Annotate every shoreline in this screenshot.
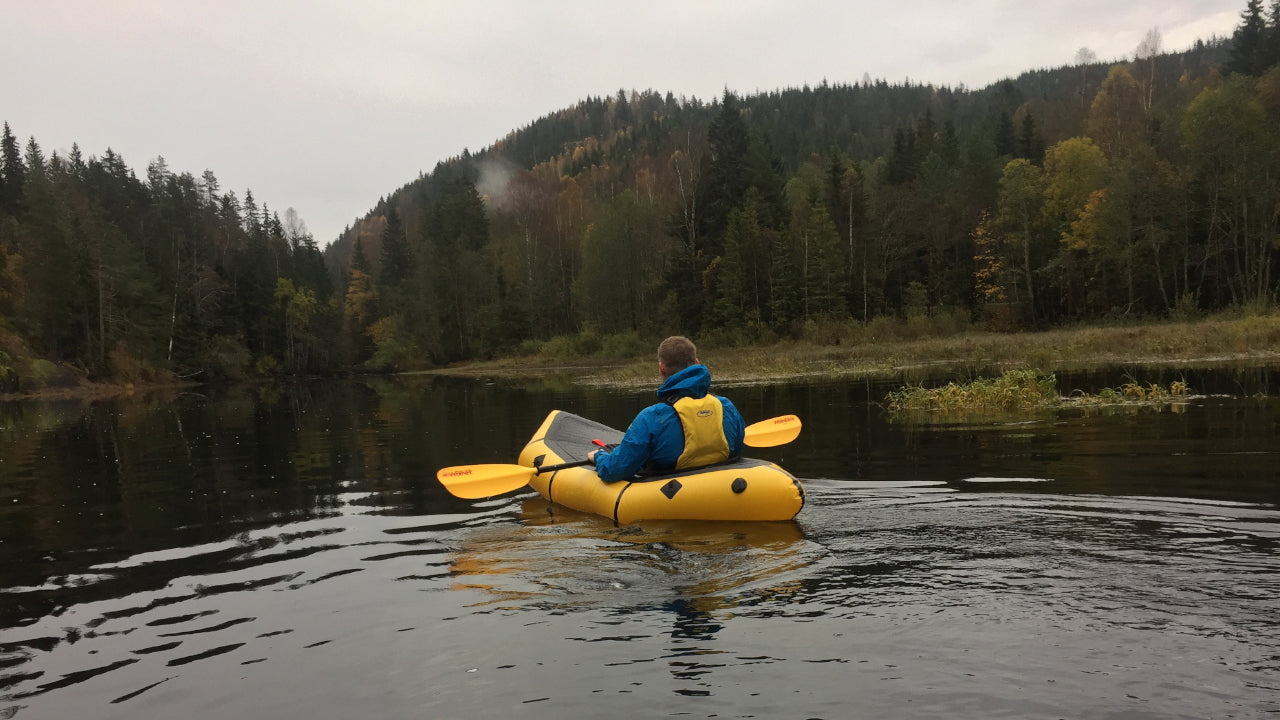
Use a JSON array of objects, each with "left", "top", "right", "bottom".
[
  {"left": 430, "top": 350, "right": 1280, "bottom": 391},
  {"left": 426, "top": 314, "right": 1280, "bottom": 389},
  {"left": 4, "top": 314, "right": 1280, "bottom": 401}
]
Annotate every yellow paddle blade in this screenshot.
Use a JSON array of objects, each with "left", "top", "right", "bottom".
[
  {"left": 743, "top": 414, "right": 802, "bottom": 447},
  {"left": 436, "top": 464, "right": 535, "bottom": 499}
]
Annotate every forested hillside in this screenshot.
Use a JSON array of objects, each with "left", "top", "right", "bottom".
[
  {"left": 2, "top": 1, "right": 1278, "bottom": 389},
  {"left": 321, "top": 21, "right": 1262, "bottom": 371}
]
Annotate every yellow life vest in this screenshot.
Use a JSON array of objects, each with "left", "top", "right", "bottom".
[{"left": 671, "top": 395, "right": 731, "bottom": 470}]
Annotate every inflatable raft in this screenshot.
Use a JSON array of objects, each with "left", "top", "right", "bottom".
[{"left": 516, "top": 410, "right": 804, "bottom": 524}]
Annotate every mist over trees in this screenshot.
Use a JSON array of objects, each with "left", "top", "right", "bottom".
[{"left": 2, "top": 1, "right": 1278, "bottom": 385}]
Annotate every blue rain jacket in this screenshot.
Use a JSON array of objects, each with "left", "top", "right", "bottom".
[{"left": 593, "top": 364, "right": 746, "bottom": 482}]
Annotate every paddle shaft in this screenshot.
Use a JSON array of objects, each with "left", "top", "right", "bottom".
[{"left": 533, "top": 458, "right": 594, "bottom": 474}]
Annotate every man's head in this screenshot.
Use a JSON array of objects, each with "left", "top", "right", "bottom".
[{"left": 657, "top": 336, "right": 698, "bottom": 378}]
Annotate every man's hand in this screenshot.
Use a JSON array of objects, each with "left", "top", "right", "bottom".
[{"left": 588, "top": 443, "right": 618, "bottom": 463}]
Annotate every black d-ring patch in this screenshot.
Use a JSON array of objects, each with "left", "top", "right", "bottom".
[
  {"left": 660, "top": 479, "right": 682, "bottom": 499},
  {"left": 731, "top": 477, "right": 747, "bottom": 494}
]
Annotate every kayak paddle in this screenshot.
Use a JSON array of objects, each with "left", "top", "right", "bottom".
[
  {"left": 743, "top": 413, "right": 801, "bottom": 447},
  {"left": 436, "top": 458, "right": 593, "bottom": 499},
  {"left": 436, "top": 413, "right": 802, "bottom": 499}
]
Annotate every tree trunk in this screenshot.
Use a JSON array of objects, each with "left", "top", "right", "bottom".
[
  {"left": 98, "top": 263, "right": 107, "bottom": 368},
  {"left": 168, "top": 254, "right": 179, "bottom": 363},
  {"left": 1021, "top": 212, "right": 1037, "bottom": 326}
]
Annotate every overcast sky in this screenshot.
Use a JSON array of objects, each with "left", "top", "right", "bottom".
[{"left": 3, "top": 1, "right": 1240, "bottom": 246}]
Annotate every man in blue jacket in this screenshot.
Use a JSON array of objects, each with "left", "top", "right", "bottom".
[{"left": 588, "top": 336, "right": 746, "bottom": 482}]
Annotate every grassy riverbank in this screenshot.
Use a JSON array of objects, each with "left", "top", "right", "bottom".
[
  {"left": 446, "top": 310, "right": 1280, "bottom": 388},
  {"left": 4, "top": 311, "right": 1279, "bottom": 400}
]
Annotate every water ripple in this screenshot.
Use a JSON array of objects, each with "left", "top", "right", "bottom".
[{"left": 4, "top": 474, "right": 1280, "bottom": 718}]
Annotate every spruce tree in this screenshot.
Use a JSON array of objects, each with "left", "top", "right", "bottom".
[
  {"left": 768, "top": 225, "right": 803, "bottom": 329},
  {"left": 710, "top": 206, "right": 751, "bottom": 328},
  {"left": 1018, "top": 112, "right": 1044, "bottom": 162},
  {"left": 697, "top": 90, "right": 751, "bottom": 251},
  {"left": 801, "top": 201, "right": 843, "bottom": 317},
  {"left": 1226, "top": 0, "right": 1269, "bottom": 75},
  {"left": 744, "top": 129, "right": 788, "bottom": 229},
  {"left": 915, "top": 110, "right": 936, "bottom": 159},
  {"left": 0, "top": 122, "right": 24, "bottom": 213},
  {"left": 242, "top": 189, "right": 261, "bottom": 239},
  {"left": 886, "top": 127, "right": 916, "bottom": 184},
  {"left": 351, "top": 236, "right": 370, "bottom": 273},
  {"left": 379, "top": 204, "right": 411, "bottom": 288},
  {"left": 994, "top": 111, "right": 1017, "bottom": 156},
  {"left": 1267, "top": 0, "right": 1280, "bottom": 69},
  {"left": 23, "top": 137, "right": 45, "bottom": 179}
]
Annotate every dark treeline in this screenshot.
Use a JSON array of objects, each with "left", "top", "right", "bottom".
[
  {"left": 0, "top": 136, "right": 333, "bottom": 388},
  {"left": 3, "top": 2, "right": 1279, "bottom": 387}
]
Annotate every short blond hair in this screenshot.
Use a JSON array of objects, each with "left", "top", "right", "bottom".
[{"left": 657, "top": 336, "right": 697, "bottom": 371}]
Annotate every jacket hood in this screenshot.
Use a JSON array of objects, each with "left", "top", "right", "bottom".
[{"left": 657, "top": 363, "right": 712, "bottom": 400}]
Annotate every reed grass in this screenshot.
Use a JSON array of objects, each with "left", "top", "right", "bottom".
[
  {"left": 886, "top": 369, "right": 1061, "bottom": 412},
  {"left": 885, "top": 368, "right": 1191, "bottom": 415}
]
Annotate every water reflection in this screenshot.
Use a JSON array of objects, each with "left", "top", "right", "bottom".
[
  {"left": 445, "top": 499, "right": 816, "bottom": 695},
  {"left": 448, "top": 498, "right": 809, "bottom": 608}
]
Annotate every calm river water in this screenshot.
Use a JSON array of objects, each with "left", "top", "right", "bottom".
[{"left": 2, "top": 367, "right": 1279, "bottom": 719}]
